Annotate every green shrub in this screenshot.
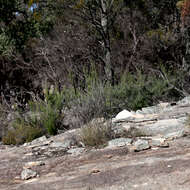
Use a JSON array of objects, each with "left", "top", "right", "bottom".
[
  {"left": 42, "top": 107, "right": 58, "bottom": 135},
  {"left": 105, "top": 72, "right": 158, "bottom": 112},
  {"left": 80, "top": 121, "right": 113, "bottom": 147},
  {"left": 0, "top": 32, "right": 15, "bottom": 57},
  {"left": 103, "top": 70, "right": 179, "bottom": 116},
  {"left": 2, "top": 130, "right": 16, "bottom": 145},
  {"left": 2, "top": 117, "right": 44, "bottom": 145},
  {"left": 69, "top": 70, "right": 180, "bottom": 125},
  {"left": 2, "top": 69, "right": 179, "bottom": 145},
  {"left": 29, "top": 86, "right": 64, "bottom": 135},
  {"left": 2, "top": 86, "right": 65, "bottom": 145}
]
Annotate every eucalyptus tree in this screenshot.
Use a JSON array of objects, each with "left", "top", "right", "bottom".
[
  {"left": 178, "top": 0, "right": 190, "bottom": 71},
  {"left": 72, "top": 0, "right": 125, "bottom": 84},
  {"left": 0, "top": 0, "right": 55, "bottom": 106},
  {"left": 0, "top": 0, "right": 56, "bottom": 54}
]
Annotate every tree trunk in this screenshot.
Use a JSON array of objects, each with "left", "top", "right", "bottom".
[
  {"left": 100, "top": 0, "right": 113, "bottom": 84},
  {"left": 182, "top": 27, "right": 190, "bottom": 73}
]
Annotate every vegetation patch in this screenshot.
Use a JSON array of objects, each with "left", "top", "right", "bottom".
[
  {"left": 2, "top": 86, "right": 65, "bottom": 145},
  {"left": 2, "top": 118, "right": 44, "bottom": 145},
  {"left": 80, "top": 121, "right": 113, "bottom": 147},
  {"left": 28, "top": 86, "right": 65, "bottom": 135}
]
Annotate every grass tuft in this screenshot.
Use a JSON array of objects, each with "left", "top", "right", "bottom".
[{"left": 80, "top": 120, "right": 113, "bottom": 147}]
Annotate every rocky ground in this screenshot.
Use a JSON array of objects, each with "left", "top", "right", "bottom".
[{"left": 2, "top": 97, "right": 190, "bottom": 190}]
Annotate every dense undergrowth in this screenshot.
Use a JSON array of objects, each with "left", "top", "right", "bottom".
[
  {"left": 0, "top": 0, "right": 190, "bottom": 146},
  {"left": 1, "top": 69, "right": 181, "bottom": 145}
]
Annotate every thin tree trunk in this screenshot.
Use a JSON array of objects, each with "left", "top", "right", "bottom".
[
  {"left": 100, "top": 0, "right": 113, "bottom": 84},
  {"left": 182, "top": 27, "right": 190, "bottom": 73}
]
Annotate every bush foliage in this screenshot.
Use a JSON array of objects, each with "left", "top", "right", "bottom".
[
  {"left": 2, "top": 67, "right": 181, "bottom": 145},
  {"left": 2, "top": 86, "right": 65, "bottom": 144},
  {"left": 2, "top": 117, "right": 44, "bottom": 145},
  {"left": 29, "top": 86, "right": 65, "bottom": 135},
  {"left": 80, "top": 120, "right": 113, "bottom": 147},
  {"left": 70, "top": 69, "right": 180, "bottom": 125}
]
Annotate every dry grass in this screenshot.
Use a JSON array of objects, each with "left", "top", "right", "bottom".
[
  {"left": 80, "top": 120, "right": 113, "bottom": 147},
  {"left": 2, "top": 119, "right": 44, "bottom": 145}
]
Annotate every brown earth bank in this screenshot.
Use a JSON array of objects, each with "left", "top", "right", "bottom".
[{"left": 1, "top": 137, "right": 190, "bottom": 190}]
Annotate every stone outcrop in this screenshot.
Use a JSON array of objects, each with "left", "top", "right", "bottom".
[
  {"left": 112, "top": 97, "right": 190, "bottom": 139},
  {"left": 21, "top": 169, "right": 38, "bottom": 180},
  {"left": 1, "top": 97, "right": 190, "bottom": 189}
]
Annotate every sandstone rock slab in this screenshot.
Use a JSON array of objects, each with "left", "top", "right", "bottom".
[
  {"left": 133, "top": 139, "right": 150, "bottom": 151},
  {"left": 67, "top": 148, "right": 85, "bottom": 155},
  {"left": 24, "top": 161, "right": 45, "bottom": 169},
  {"left": 151, "top": 137, "right": 169, "bottom": 147},
  {"left": 21, "top": 169, "right": 37, "bottom": 180},
  {"left": 137, "top": 118, "right": 186, "bottom": 138},
  {"left": 108, "top": 138, "right": 132, "bottom": 147}
]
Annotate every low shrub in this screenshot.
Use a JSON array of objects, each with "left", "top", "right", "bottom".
[
  {"left": 0, "top": 103, "right": 16, "bottom": 141},
  {"left": 2, "top": 130, "right": 16, "bottom": 145},
  {"left": 70, "top": 70, "right": 180, "bottom": 125},
  {"left": 2, "top": 86, "right": 65, "bottom": 144},
  {"left": 71, "top": 83, "right": 106, "bottom": 125},
  {"left": 2, "top": 117, "right": 44, "bottom": 145},
  {"left": 80, "top": 120, "right": 113, "bottom": 147},
  {"left": 2, "top": 68, "right": 181, "bottom": 144},
  {"left": 29, "top": 86, "right": 65, "bottom": 135},
  {"left": 104, "top": 71, "right": 173, "bottom": 115}
]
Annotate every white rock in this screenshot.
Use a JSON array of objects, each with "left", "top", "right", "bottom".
[
  {"left": 116, "top": 110, "right": 133, "bottom": 119},
  {"left": 49, "top": 142, "right": 69, "bottom": 149},
  {"left": 67, "top": 148, "right": 85, "bottom": 155},
  {"left": 21, "top": 169, "right": 37, "bottom": 180},
  {"left": 108, "top": 138, "right": 132, "bottom": 147},
  {"left": 151, "top": 137, "right": 169, "bottom": 147},
  {"left": 49, "top": 139, "right": 75, "bottom": 149},
  {"left": 133, "top": 139, "right": 150, "bottom": 151},
  {"left": 177, "top": 96, "right": 190, "bottom": 105},
  {"left": 112, "top": 110, "right": 133, "bottom": 123},
  {"left": 24, "top": 161, "right": 45, "bottom": 168}
]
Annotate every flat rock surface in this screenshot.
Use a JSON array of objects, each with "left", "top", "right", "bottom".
[
  {"left": 1, "top": 137, "right": 190, "bottom": 190},
  {"left": 114, "top": 104, "right": 190, "bottom": 139},
  {"left": 2, "top": 99, "right": 190, "bottom": 190}
]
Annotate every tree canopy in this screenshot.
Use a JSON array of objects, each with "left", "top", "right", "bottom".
[{"left": 1, "top": 0, "right": 190, "bottom": 106}]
